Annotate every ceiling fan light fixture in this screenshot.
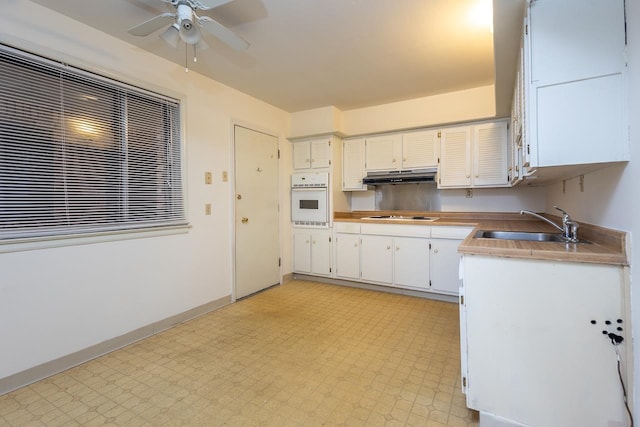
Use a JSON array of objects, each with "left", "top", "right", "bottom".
[{"left": 161, "top": 23, "right": 181, "bottom": 48}]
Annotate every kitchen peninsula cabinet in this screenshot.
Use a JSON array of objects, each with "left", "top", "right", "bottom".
[
  {"left": 293, "top": 229, "right": 332, "bottom": 276},
  {"left": 460, "top": 254, "right": 630, "bottom": 426}
]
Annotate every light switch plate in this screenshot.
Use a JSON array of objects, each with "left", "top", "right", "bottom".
[
  {"left": 205, "top": 172, "right": 212, "bottom": 184},
  {"left": 205, "top": 204, "right": 211, "bottom": 215},
  {"left": 222, "top": 171, "right": 228, "bottom": 182}
]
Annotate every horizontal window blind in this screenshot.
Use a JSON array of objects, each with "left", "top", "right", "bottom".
[{"left": 0, "top": 46, "right": 186, "bottom": 241}]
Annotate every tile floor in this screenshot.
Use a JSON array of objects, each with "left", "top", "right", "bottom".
[{"left": 0, "top": 280, "right": 478, "bottom": 426}]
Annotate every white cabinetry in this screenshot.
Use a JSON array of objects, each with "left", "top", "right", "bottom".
[
  {"left": 525, "top": 0, "right": 628, "bottom": 169},
  {"left": 334, "top": 222, "right": 361, "bottom": 280},
  {"left": 360, "top": 234, "right": 394, "bottom": 284},
  {"left": 364, "top": 131, "right": 439, "bottom": 172},
  {"left": 460, "top": 255, "right": 629, "bottom": 426},
  {"left": 365, "top": 134, "right": 402, "bottom": 171},
  {"left": 439, "top": 122, "right": 508, "bottom": 188},
  {"left": 293, "top": 138, "right": 331, "bottom": 170},
  {"left": 393, "top": 237, "right": 430, "bottom": 290},
  {"left": 293, "top": 229, "right": 332, "bottom": 276},
  {"left": 342, "top": 138, "right": 366, "bottom": 191},
  {"left": 332, "top": 223, "right": 470, "bottom": 295}
]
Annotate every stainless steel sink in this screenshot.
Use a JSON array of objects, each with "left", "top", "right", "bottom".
[{"left": 474, "top": 230, "right": 589, "bottom": 243}]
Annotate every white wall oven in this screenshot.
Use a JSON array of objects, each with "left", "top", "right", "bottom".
[{"left": 291, "top": 172, "right": 329, "bottom": 228}]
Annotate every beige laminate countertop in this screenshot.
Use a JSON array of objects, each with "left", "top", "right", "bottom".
[{"left": 334, "top": 211, "right": 628, "bottom": 266}]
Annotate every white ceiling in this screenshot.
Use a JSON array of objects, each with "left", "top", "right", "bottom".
[{"left": 30, "top": 0, "right": 526, "bottom": 114}]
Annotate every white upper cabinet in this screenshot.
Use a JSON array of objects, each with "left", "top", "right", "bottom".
[
  {"left": 439, "top": 122, "right": 509, "bottom": 188},
  {"left": 365, "top": 134, "right": 402, "bottom": 171},
  {"left": 526, "top": 0, "right": 628, "bottom": 168},
  {"left": 402, "top": 129, "right": 439, "bottom": 169},
  {"left": 342, "top": 138, "right": 366, "bottom": 191},
  {"left": 473, "top": 122, "right": 509, "bottom": 187},
  {"left": 438, "top": 126, "right": 472, "bottom": 187},
  {"left": 292, "top": 138, "right": 331, "bottom": 170}
]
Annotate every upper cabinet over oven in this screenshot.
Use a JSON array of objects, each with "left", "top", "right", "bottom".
[{"left": 292, "top": 137, "right": 331, "bottom": 170}]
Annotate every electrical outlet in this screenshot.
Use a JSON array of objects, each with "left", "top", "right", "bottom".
[
  {"left": 205, "top": 203, "right": 211, "bottom": 215},
  {"left": 205, "top": 171, "right": 212, "bottom": 185},
  {"left": 465, "top": 189, "right": 473, "bottom": 198},
  {"left": 222, "top": 171, "right": 228, "bottom": 182}
]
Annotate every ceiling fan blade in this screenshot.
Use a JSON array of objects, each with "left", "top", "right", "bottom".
[
  {"left": 128, "top": 13, "right": 176, "bottom": 36},
  {"left": 198, "top": 16, "right": 250, "bottom": 50},
  {"left": 193, "top": 0, "right": 235, "bottom": 10}
]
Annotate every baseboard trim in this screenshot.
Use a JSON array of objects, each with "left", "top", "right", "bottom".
[
  {"left": 0, "top": 295, "right": 231, "bottom": 396},
  {"left": 282, "top": 272, "right": 295, "bottom": 283},
  {"left": 292, "top": 274, "right": 457, "bottom": 303}
]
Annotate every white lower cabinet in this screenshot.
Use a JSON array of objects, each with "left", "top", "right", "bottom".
[
  {"left": 293, "top": 229, "right": 332, "bottom": 276},
  {"left": 429, "top": 238, "right": 463, "bottom": 294},
  {"left": 393, "top": 237, "right": 430, "bottom": 290},
  {"left": 331, "top": 223, "right": 472, "bottom": 296},
  {"left": 360, "top": 235, "right": 394, "bottom": 284},
  {"left": 335, "top": 233, "right": 360, "bottom": 280},
  {"left": 460, "top": 255, "right": 630, "bottom": 426}
]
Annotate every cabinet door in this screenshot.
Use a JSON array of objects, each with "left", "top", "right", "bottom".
[
  {"left": 393, "top": 237, "right": 429, "bottom": 290},
  {"left": 335, "top": 233, "right": 360, "bottom": 280},
  {"left": 473, "top": 122, "right": 508, "bottom": 187},
  {"left": 342, "top": 139, "right": 366, "bottom": 191},
  {"left": 360, "top": 235, "right": 393, "bottom": 284},
  {"left": 402, "top": 130, "right": 438, "bottom": 169},
  {"left": 310, "top": 230, "right": 331, "bottom": 276},
  {"left": 293, "top": 231, "right": 311, "bottom": 273},
  {"left": 529, "top": 0, "right": 625, "bottom": 86},
  {"left": 310, "top": 139, "right": 331, "bottom": 169},
  {"left": 438, "top": 126, "right": 471, "bottom": 188},
  {"left": 365, "top": 134, "right": 402, "bottom": 171},
  {"left": 430, "top": 239, "right": 463, "bottom": 295},
  {"left": 292, "top": 141, "right": 311, "bottom": 170}
]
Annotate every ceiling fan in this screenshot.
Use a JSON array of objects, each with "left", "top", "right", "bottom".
[{"left": 128, "top": 0, "right": 250, "bottom": 56}]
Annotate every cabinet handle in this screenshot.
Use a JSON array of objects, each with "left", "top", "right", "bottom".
[
  {"left": 354, "top": 243, "right": 358, "bottom": 247},
  {"left": 396, "top": 246, "right": 400, "bottom": 251},
  {"left": 434, "top": 249, "right": 439, "bottom": 254},
  {"left": 312, "top": 240, "right": 316, "bottom": 244},
  {"left": 466, "top": 174, "right": 470, "bottom": 178},
  {"left": 392, "top": 158, "right": 396, "bottom": 163},
  {"left": 403, "top": 158, "right": 407, "bottom": 162},
  {"left": 387, "top": 245, "right": 391, "bottom": 250}
]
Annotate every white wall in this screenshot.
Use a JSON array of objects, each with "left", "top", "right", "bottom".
[
  {"left": 0, "top": 1, "right": 290, "bottom": 379},
  {"left": 544, "top": 1, "right": 639, "bottom": 417}
]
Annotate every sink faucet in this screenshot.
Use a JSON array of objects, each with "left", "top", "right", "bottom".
[{"left": 519, "top": 206, "right": 580, "bottom": 243}]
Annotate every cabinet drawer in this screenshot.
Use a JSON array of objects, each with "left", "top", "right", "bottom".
[
  {"left": 431, "top": 226, "right": 474, "bottom": 240},
  {"left": 334, "top": 222, "right": 361, "bottom": 234},
  {"left": 360, "top": 223, "right": 430, "bottom": 238}
]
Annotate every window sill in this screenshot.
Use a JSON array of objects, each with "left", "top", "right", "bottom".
[{"left": 0, "top": 224, "right": 192, "bottom": 254}]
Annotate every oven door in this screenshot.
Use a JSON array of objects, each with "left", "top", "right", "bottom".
[{"left": 291, "top": 187, "right": 328, "bottom": 226}]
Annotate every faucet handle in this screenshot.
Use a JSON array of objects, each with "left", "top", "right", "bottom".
[{"left": 554, "top": 206, "right": 571, "bottom": 222}]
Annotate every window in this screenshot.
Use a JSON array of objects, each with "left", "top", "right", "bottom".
[{"left": 0, "top": 46, "right": 186, "bottom": 242}]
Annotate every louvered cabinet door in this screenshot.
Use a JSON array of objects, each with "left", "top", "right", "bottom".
[
  {"left": 439, "top": 126, "right": 472, "bottom": 188},
  {"left": 473, "top": 122, "right": 509, "bottom": 187}
]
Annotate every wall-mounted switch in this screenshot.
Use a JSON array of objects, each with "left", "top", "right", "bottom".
[
  {"left": 222, "top": 171, "right": 228, "bottom": 182},
  {"left": 205, "top": 172, "right": 212, "bottom": 184},
  {"left": 205, "top": 203, "right": 211, "bottom": 215}
]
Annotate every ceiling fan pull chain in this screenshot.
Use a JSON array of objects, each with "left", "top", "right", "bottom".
[{"left": 185, "top": 44, "right": 189, "bottom": 72}]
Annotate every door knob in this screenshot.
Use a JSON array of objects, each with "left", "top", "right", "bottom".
[{"left": 241, "top": 217, "right": 249, "bottom": 223}]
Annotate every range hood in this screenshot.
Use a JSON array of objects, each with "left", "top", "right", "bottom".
[{"left": 362, "top": 168, "right": 437, "bottom": 185}]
